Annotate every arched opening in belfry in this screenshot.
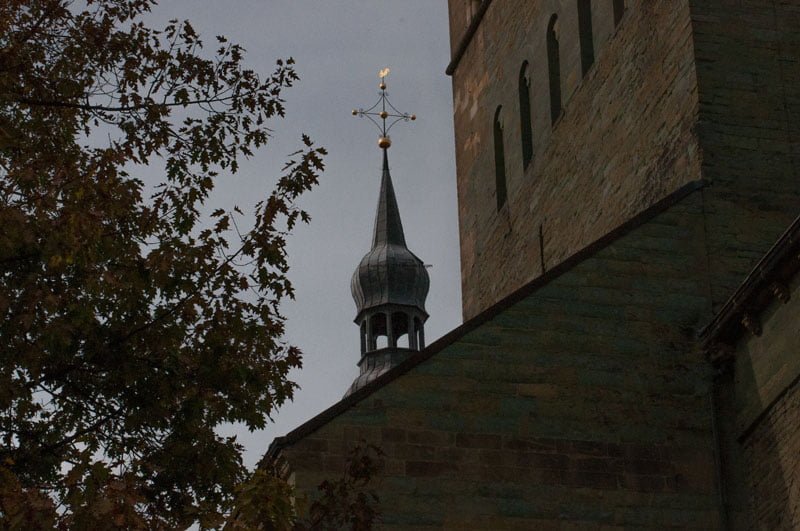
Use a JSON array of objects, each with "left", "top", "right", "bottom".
[
  {"left": 360, "top": 321, "right": 367, "bottom": 354},
  {"left": 493, "top": 105, "right": 507, "bottom": 210},
  {"left": 613, "top": 0, "right": 626, "bottom": 26},
  {"left": 577, "top": 0, "right": 594, "bottom": 76},
  {"left": 392, "top": 311, "right": 410, "bottom": 349},
  {"left": 370, "top": 312, "right": 388, "bottom": 350},
  {"left": 518, "top": 61, "right": 534, "bottom": 170},
  {"left": 547, "top": 14, "right": 562, "bottom": 125}
]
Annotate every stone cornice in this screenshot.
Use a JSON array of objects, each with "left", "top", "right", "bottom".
[{"left": 701, "top": 214, "right": 800, "bottom": 358}]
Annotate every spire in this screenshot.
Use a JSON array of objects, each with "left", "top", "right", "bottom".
[
  {"left": 372, "top": 150, "right": 406, "bottom": 248},
  {"left": 346, "top": 69, "right": 430, "bottom": 397},
  {"left": 350, "top": 151, "right": 429, "bottom": 318}
]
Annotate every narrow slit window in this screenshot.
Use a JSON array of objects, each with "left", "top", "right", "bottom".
[
  {"left": 547, "top": 15, "right": 562, "bottom": 125},
  {"left": 577, "top": 0, "right": 595, "bottom": 76},
  {"left": 613, "top": 0, "right": 626, "bottom": 26},
  {"left": 518, "top": 62, "right": 534, "bottom": 170},
  {"left": 493, "top": 106, "right": 507, "bottom": 210}
]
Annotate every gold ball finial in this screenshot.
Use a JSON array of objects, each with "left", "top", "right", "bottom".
[
  {"left": 410, "top": 114, "right": 416, "bottom": 121},
  {"left": 378, "top": 136, "right": 392, "bottom": 149},
  {"left": 379, "top": 82, "right": 386, "bottom": 90},
  {"left": 379, "top": 111, "right": 388, "bottom": 119},
  {"left": 351, "top": 109, "right": 358, "bottom": 116}
]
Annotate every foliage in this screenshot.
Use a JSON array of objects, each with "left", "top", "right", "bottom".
[
  {"left": 302, "top": 443, "right": 383, "bottom": 531},
  {"left": 0, "top": 0, "right": 336, "bottom": 527},
  {"left": 228, "top": 443, "right": 383, "bottom": 531}
]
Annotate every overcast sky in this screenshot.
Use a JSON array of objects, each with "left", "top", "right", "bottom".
[{"left": 143, "top": 1, "right": 460, "bottom": 468}]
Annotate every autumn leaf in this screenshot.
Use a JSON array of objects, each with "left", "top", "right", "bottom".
[{"left": 0, "top": 0, "right": 329, "bottom": 527}]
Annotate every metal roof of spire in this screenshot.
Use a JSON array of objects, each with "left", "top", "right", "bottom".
[
  {"left": 351, "top": 149, "right": 429, "bottom": 317},
  {"left": 350, "top": 69, "right": 429, "bottom": 319},
  {"left": 372, "top": 149, "right": 406, "bottom": 248}
]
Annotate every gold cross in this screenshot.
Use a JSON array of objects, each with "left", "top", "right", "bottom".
[{"left": 352, "top": 68, "right": 416, "bottom": 150}]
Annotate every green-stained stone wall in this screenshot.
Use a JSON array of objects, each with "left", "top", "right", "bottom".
[{"left": 281, "top": 193, "right": 723, "bottom": 529}]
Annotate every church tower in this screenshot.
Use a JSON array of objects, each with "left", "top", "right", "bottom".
[
  {"left": 447, "top": 0, "right": 800, "bottom": 320},
  {"left": 347, "top": 73, "right": 429, "bottom": 396}
]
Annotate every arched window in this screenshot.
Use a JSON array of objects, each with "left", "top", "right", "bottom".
[
  {"left": 577, "top": 0, "right": 594, "bottom": 76},
  {"left": 547, "top": 15, "right": 562, "bottom": 125},
  {"left": 370, "top": 312, "right": 387, "bottom": 350},
  {"left": 493, "top": 106, "right": 507, "bottom": 210},
  {"left": 518, "top": 62, "right": 534, "bottom": 170},
  {"left": 391, "top": 311, "right": 409, "bottom": 349},
  {"left": 613, "top": 0, "right": 626, "bottom": 26}
]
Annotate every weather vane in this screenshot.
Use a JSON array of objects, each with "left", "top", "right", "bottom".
[{"left": 352, "top": 68, "right": 416, "bottom": 150}]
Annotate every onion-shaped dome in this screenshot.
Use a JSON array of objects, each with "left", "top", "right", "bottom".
[
  {"left": 351, "top": 151, "right": 429, "bottom": 319},
  {"left": 351, "top": 244, "right": 429, "bottom": 317}
]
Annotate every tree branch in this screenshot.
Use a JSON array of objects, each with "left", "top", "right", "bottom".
[{"left": 14, "top": 94, "right": 238, "bottom": 113}]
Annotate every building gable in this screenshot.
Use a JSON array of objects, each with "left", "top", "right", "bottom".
[{"left": 270, "top": 185, "right": 723, "bottom": 528}]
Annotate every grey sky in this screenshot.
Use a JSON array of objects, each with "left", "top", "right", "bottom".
[{"left": 144, "top": 1, "right": 461, "bottom": 468}]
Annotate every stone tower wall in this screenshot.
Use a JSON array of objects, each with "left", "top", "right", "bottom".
[
  {"left": 449, "top": 0, "right": 800, "bottom": 320},
  {"left": 448, "top": 1, "right": 703, "bottom": 319},
  {"left": 689, "top": 0, "right": 800, "bottom": 312}
]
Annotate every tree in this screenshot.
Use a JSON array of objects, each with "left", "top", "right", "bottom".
[
  {"left": 0, "top": 0, "right": 350, "bottom": 527},
  {"left": 228, "top": 443, "right": 383, "bottom": 531}
]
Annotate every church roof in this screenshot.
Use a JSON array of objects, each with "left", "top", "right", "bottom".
[{"left": 264, "top": 180, "right": 707, "bottom": 465}]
